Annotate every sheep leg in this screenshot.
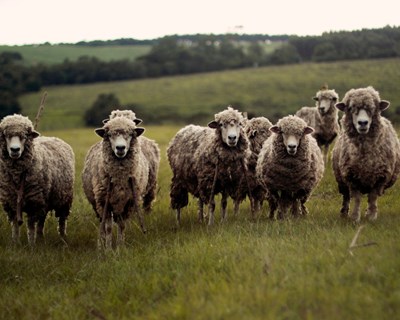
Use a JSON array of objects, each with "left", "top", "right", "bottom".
[
  {"left": 366, "top": 191, "right": 379, "bottom": 221},
  {"left": 208, "top": 197, "right": 216, "bottom": 226},
  {"left": 350, "top": 189, "right": 362, "bottom": 223},
  {"left": 58, "top": 216, "right": 67, "bottom": 239},
  {"left": 99, "top": 179, "right": 112, "bottom": 249},
  {"left": 16, "top": 172, "right": 25, "bottom": 226},
  {"left": 36, "top": 214, "right": 46, "bottom": 241},
  {"left": 291, "top": 199, "right": 300, "bottom": 217},
  {"left": 278, "top": 191, "right": 290, "bottom": 219},
  {"left": 11, "top": 216, "right": 20, "bottom": 244},
  {"left": 197, "top": 199, "right": 204, "bottom": 223},
  {"left": 104, "top": 215, "right": 113, "bottom": 249},
  {"left": 268, "top": 191, "right": 278, "bottom": 220},
  {"left": 234, "top": 200, "right": 240, "bottom": 215},
  {"left": 176, "top": 208, "right": 181, "bottom": 226},
  {"left": 221, "top": 193, "right": 228, "bottom": 221},
  {"left": 339, "top": 184, "right": 350, "bottom": 218},
  {"left": 27, "top": 215, "right": 36, "bottom": 245}
]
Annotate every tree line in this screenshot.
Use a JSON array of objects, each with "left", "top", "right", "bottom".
[{"left": 1, "top": 26, "right": 399, "bottom": 119}]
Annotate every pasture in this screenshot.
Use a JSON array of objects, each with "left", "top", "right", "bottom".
[{"left": 0, "top": 125, "right": 399, "bottom": 319}]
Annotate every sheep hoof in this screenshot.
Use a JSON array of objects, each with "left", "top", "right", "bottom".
[{"left": 365, "top": 210, "right": 378, "bottom": 221}]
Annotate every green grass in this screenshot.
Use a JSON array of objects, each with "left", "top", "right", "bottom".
[
  {"left": 0, "top": 126, "right": 399, "bottom": 319},
  {"left": 19, "top": 58, "right": 400, "bottom": 130},
  {"left": 0, "top": 44, "right": 151, "bottom": 65}
]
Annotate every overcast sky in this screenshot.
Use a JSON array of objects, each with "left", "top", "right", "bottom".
[{"left": 0, "top": 0, "right": 398, "bottom": 45}]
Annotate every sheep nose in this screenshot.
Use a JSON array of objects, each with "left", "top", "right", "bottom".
[
  {"left": 10, "top": 146, "right": 20, "bottom": 153},
  {"left": 288, "top": 144, "right": 296, "bottom": 150},
  {"left": 358, "top": 120, "right": 368, "bottom": 127},
  {"left": 116, "top": 145, "right": 126, "bottom": 152},
  {"left": 228, "top": 135, "right": 237, "bottom": 141}
]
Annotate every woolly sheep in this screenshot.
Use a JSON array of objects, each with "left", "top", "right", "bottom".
[
  {"left": 332, "top": 86, "right": 400, "bottom": 222},
  {"left": 296, "top": 86, "right": 340, "bottom": 163},
  {"left": 0, "top": 114, "right": 75, "bottom": 244},
  {"left": 82, "top": 116, "right": 160, "bottom": 248},
  {"left": 102, "top": 109, "right": 143, "bottom": 125},
  {"left": 256, "top": 115, "right": 324, "bottom": 219},
  {"left": 234, "top": 116, "right": 273, "bottom": 213},
  {"left": 167, "top": 106, "right": 252, "bottom": 225}
]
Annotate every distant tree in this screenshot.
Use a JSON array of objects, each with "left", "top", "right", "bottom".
[
  {"left": 0, "top": 91, "right": 21, "bottom": 119},
  {"left": 268, "top": 44, "right": 301, "bottom": 65},
  {"left": 84, "top": 93, "right": 121, "bottom": 126}
]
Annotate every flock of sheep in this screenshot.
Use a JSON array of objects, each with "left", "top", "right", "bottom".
[{"left": 0, "top": 85, "right": 399, "bottom": 248}]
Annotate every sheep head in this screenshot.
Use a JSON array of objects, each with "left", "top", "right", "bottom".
[
  {"left": 313, "top": 89, "right": 339, "bottom": 115},
  {"left": 0, "top": 114, "right": 39, "bottom": 160},
  {"left": 270, "top": 115, "right": 313, "bottom": 156},
  {"left": 336, "top": 86, "right": 389, "bottom": 135},
  {"left": 95, "top": 117, "right": 144, "bottom": 159},
  {"left": 208, "top": 106, "right": 245, "bottom": 147}
]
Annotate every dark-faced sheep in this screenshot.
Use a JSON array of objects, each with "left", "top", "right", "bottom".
[
  {"left": 167, "top": 106, "right": 252, "bottom": 225},
  {"left": 296, "top": 86, "right": 340, "bottom": 164},
  {"left": 256, "top": 115, "right": 324, "bottom": 219},
  {"left": 332, "top": 86, "right": 400, "bottom": 222},
  {"left": 82, "top": 117, "right": 160, "bottom": 248},
  {"left": 0, "top": 114, "right": 75, "bottom": 244}
]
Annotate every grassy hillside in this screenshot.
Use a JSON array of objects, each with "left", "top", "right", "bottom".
[
  {"left": 19, "top": 58, "right": 400, "bottom": 130},
  {"left": 0, "top": 126, "right": 399, "bottom": 319},
  {"left": 0, "top": 44, "right": 151, "bottom": 65}
]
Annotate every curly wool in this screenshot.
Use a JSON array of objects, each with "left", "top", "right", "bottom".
[
  {"left": 82, "top": 117, "right": 160, "bottom": 220},
  {"left": 167, "top": 107, "right": 251, "bottom": 212},
  {"left": 332, "top": 87, "right": 400, "bottom": 196},
  {"left": 0, "top": 114, "right": 75, "bottom": 223}
]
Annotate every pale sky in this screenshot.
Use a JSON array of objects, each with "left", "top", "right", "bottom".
[{"left": 0, "top": 0, "right": 398, "bottom": 45}]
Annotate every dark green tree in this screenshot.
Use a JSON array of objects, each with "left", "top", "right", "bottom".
[{"left": 84, "top": 93, "right": 121, "bottom": 127}]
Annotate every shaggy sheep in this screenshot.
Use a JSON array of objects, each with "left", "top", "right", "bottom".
[
  {"left": 0, "top": 114, "right": 75, "bottom": 244},
  {"left": 296, "top": 86, "right": 340, "bottom": 163},
  {"left": 332, "top": 86, "right": 400, "bottom": 222},
  {"left": 234, "top": 116, "right": 273, "bottom": 213},
  {"left": 167, "top": 106, "right": 252, "bottom": 225},
  {"left": 82, "top": 116, "right": 160, "bottom": 248},
  {"left": 256, "top": 115, "right": 324, "bottom": 219}
]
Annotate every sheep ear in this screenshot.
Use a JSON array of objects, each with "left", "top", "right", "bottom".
[
  {"left": 30, "top": 130, "right": 40, "bottom": 139},
  {"left": 95, "top": 128, "right": 106, "bottom": 137},
  {"left": 102, "top": 119, "right": 110, "bottom": 124},
  {"left": 312, "top": 96, "right": 319, "bottom": 101},
  {"left": 379, "top": 100, "right": 390, "bottom": 111},
  {"left": 270, "top": 126, "right": 281, "bottom": 134},
  {"left": 208, "top": 121, "right": 219, "bottom": 129},
  {"left": 134, "top": 127, "right": 145, "bottom": 137},
  {"left": 134, "top": 118, "right": 143, "bottom": 125},
  {"left": 304, "top": 126, "right": 314, "bottom": 135},
  {"left": 335, "top": 102, "right": 346, "bottom": 112},
  {"left": 251, "top": 130, "right": 257, "bottom": 138}
]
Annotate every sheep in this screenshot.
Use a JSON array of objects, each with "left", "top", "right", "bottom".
[
  {"left": 233, "top": 116, "right": 273, "bottom": 213},
  {"left": 332, "top": 86, "right": 400, "bottom": 222},
  {"left": 0, "top": 114, "right": 75, "bottom": 244},
  {"left": 296, "top": 86, "right": 340, "bottom": 164},
  {"left": 256, "top": 115, "right": 324, "bottom": 219},
  {"left": 82, "top": 116, "right": 160, "bottom": 248},
  {"left": 167, "top": 106, "right": 252, "bottom": 226}
]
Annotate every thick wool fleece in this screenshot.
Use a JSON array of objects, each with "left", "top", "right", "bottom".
[
  {"left": 296, "top": 89, "right": 340, "bottom": 147},
  {"left": 82, "top": 117, "right": 160, "bottom": 220},
  {"left": 0, "top": 114, "right": 75, "bottom": 221},
  {"left": 167, "top": 107, "right": 251, "bottom": 210},
  {"left": 332, "top": 87, "right": 400, "bottom": 195}
]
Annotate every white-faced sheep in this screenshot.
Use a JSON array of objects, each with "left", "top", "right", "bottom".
[
  {"left": 0, "top": 114, "right": 75, "bottom": 244},
  {"left": 296, "top": 86, "right": 340, "bottom": 163},
  {"left": 234, "top": 116, "right": 273, "bottom": 213},
  {"left": 167, "top": 106, "right": 252, "bottom": 225},
  {"left": 332, "top": 86, "right": 400, "bottom": 222},
  {"left": 82, "top": 117, "right": 160, "bottom": 248},
  {"left": 256, "top": 115, "right": 324, "bottom": 219}
]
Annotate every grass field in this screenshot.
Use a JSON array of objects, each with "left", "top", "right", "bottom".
[
  {"left": 0, "top": 44, "right": 151, "bottom": 65},
  {"left": 0, "top": 126, "right": 399, "bottom": 319},
  {"left": 19, "top": 58, "right": 400, "bottom": 130}
]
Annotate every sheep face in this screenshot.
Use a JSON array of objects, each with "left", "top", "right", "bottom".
[
  {"left": 270, "top": 118, "right": 313, "bottom": 156},
  {"left": 313, "top": 90, "right": 338, "bottom": 115},
  {"left": 2, "top": 130, "right": 39, "bottom": 159},
  {"left": 209, "top": 119, "right": 243, "bottom": 147},
  {"left": 95, "top": 118, "right": 145, "bottom": 158}
]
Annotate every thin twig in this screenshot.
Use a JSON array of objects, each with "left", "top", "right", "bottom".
[
  {"left": 34, "top": 91, "right": 47, "bottom": 130},
  {"left": 348, "top": 225, "right": 378, "bottom": 255},
  {"left": 349, "top": 225, "right": 364, "bottom": 248}
]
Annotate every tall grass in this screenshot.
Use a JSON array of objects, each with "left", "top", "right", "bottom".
[{"left": 0, "top": 126, "right": 399, "bottom": 319}]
